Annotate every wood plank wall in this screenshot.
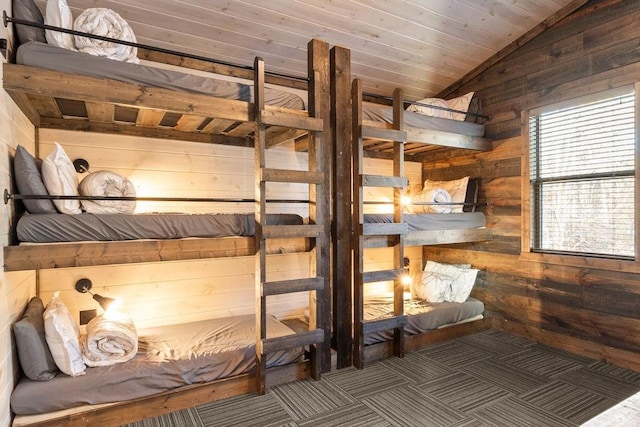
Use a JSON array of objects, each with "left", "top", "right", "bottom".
[
  {"left": 423, "top": 0, "right": 640, "bottom": 371},
  {"left": 36, "top": 130, "right": 313, "bottom": 329},
  {"left": 0, "top": 36, "right": 37, "bottom": 426}
]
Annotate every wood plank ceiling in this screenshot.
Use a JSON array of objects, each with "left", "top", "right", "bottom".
[{"left": 37, "top": 0, "right": 576, "bottom": 100}]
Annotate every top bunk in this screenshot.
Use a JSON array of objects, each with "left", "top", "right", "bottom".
[
  {"left": 351, "top": 79, "right": 491, "bottom": 156},
  {"left": 2, "top": 5, "right": 318, "bottom": 148},
  {"left": 2, "top": 4, "right": 331, "bottom": 271}
]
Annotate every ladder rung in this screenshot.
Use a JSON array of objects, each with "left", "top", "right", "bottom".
[
  {"left": 261, "top": 107, "right": 324, "bottom": 131},
  {"left": 362, "top": 268, "right": 405, "bottom": 283},
  {"left": 362, "top": 316, "right": 407, "bottom": 335},
  {"left": 363, "top": 223, "right": 407, "bottom": 236},
  {"left": 363, "top": 235, "right": 401, "bottom": 248},
  {"left": 262, "top": 277, "right": 324, "bottom": 296},
  {"left": 263, "top": 224, "right": 321, "bottom": 238},
  {"left": 361, "top": 125, "right": 406, "bottom": 142},
  {"left": 361, "top": 174, "right": 408, "bottom": 188},
  {"left": 259, "top": 329, "right": 324, "bottom": 354},
  {"left": 262, "top": 168, "right": 324, "bottom": 184}
]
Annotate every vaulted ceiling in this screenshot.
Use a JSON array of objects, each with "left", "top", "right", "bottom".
[{"left": 41, "top": 0, "right": 580, "bottom": 100}]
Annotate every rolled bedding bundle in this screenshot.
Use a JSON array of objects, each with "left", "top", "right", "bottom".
[
  {"left": 81, "top": 312, "right": 138, "bottom": 367},
  {"left": 79, "top": 170, "right": 136, "bottom": 214},
  {"left": 412, "top": 187, "right": 453, "bottom": 213},
  {"left": 73, "top": 8, "right": 139, "bottom": 63}
]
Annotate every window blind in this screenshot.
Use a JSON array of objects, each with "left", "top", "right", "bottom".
[{"left": 529, "top": 91, "right": 635, "bottom": 258}]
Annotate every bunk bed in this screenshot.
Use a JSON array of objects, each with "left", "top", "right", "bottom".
[
  {"left": 5, "top": 3, "right": 331, "bottom": 424},
  {"left": 2, "top": 7, "right": 320, "bottom": 271},
  {"left": 330, "top": 41, "right": 492, "bottom": 368}
]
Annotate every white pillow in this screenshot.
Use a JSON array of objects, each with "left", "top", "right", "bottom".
[
  {"left": 412, "top": 270, "right": 453, "bottom": 302},
  {"left": 449, "top": 268, "right": 479, "bottom": 303},
  {"left": 406, "top": 92, "right": 475, "bottom": 121},
  {"left": 423, "top": 176, "right": 469, "bottom": 213},
  {"left": 406, "top": 97, "right": 453, "bottom": 119},
  {"left": 447, "top": 92, "right": 475, "bottom": 121},
  {"left": 45, "top": 0, "right": 75, "bottom": 50},
  {"left": 411, "top": 188, "right": 452, "bottom": 213},
  {"left": 414, "top": 261, "right": 478, "bottom": 303},
  {"left": 424, "top": 260, "right": 471, "bottom": 272},
  {"left": 44, "top": 292, "right": 86, "bottom": 376},
  {"left": 42, "top": 142, "right": 82, "bottom": 214}
]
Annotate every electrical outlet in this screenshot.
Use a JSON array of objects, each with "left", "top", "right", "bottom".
[{"left": 79, "top": 309, "right": 97, "bottom": 325}]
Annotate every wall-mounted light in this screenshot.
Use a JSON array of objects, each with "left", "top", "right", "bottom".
[{"left": 75, "top": 278, "right": 118, "bottom": 312}]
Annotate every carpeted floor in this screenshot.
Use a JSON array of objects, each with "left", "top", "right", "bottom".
[{"left": 124, "top": 329, "right": 640, "bottom": 427}]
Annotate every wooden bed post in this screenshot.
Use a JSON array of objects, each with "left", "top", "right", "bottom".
[
  {"left": 307, "top": 38, "right": 331, "bottom": 374},
  {"left": 351, "top": 79, "right": 366, "bottom": 369},
  {"left": 254, "top": 55, "right": 268, "bottom": 395},
  {"left": 392, "top": 88, "right": 406, "bottom": 359},
  {"left": 330, "top": 44, "right": 353, "bottom": 369}
]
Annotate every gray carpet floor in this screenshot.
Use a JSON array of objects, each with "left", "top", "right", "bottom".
[{"left": 124, "top": 329, "right": 640, "bottom": 426}]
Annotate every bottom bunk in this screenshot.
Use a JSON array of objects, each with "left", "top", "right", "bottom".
[
  {"left": 11, "top": 313, "right": 309, "bottom": 426},
  {"left": 361, "top": 296, "right": 490, "bottom": 364},
  {"left": 363, "top": 315, "right": 491, "bottom": 364},
  {"left": 357, "top": 259, "right": 489, "bottom": 364}
]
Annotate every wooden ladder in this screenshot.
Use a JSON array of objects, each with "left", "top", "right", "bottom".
[
  {"left": 352, "top": 79, "right": 409, "bottom": 369},
  {"left": 254, "top": 39, "right": 330, "bottom": 394}
]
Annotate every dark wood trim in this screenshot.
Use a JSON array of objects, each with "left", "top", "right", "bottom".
[
  {"left": 3, "top": 237, "right": 311, "bottom": 271},
  {"left": 362, "top": 318, "right": 491, "bottom": 364},
  {"left": 13, "top": 362, "right": 310, "bottom": 427},
  {"left": 330, "top": 44, "right": 353, "bottom": 369}
]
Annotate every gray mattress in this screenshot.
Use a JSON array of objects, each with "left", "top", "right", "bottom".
[
  {"left": 361, "top": 102, "right": 484, "bottom": 137},
  {"left": 363, "top": 297, "right": 485, "bottom": 345},
  {"left": 364, "top": 212, "right": 486, "bottom": 231},
  {"left": 16, "top": 41, "right": 305, "bottom": 109},
  {"left": 10, "top": 314, "right": 303, "bottom": 415},
  {"left": 16, "top": 213, "right": 302, "bottom": 243}
]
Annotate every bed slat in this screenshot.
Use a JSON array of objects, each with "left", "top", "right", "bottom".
[{"left": 363, "top": 315, "right": 408, "bottom": 335}]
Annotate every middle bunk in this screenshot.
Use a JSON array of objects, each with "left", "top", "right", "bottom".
[{"left": 331, "top": 43, "right": 492, "bottom": 369}]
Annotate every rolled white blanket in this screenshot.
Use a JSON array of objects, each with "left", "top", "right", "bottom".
[
  {"left": 79, "top": 170, "right": 136, "bottom": 214},
  {"left": 412, "top": 187, "right": 453, "bottom": 213},
  {"left": 81, "top": 312, "right": 138, "bottom": 367},
  {"left": 74, "top": 8, "right": 139, "bottom": 63}
]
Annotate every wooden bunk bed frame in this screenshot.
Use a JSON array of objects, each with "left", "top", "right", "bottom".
[
  {"left": 6, "top": 30, "right": 332, "bottom": 425},
  {"left": 331, "top": 43, "right": 492, "bottom": 369},
  {"left": 2, "top": 44, "right": 320, "bottom": 271}
]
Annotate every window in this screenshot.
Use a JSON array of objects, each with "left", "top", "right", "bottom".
[{"left": 529, "top": 88, "right": 635, "bottom": 258}]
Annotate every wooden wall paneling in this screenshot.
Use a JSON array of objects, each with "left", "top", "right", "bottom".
[
  {"left": 1, "top": 52, "right": 38, "bottom": 426},
  {"left": 33, "top": 127, "right": 314, "bottom": 329},
  {"left": 37, "top": 130, "right": 310, "bottom": 216},
  {"left": 38, "top": 252, "right": 312, "bottom": 330},
  {"left": 0, "top": 271, "right": 34, "bottom": 427},
  {"left": 424, "top": 1, "right": 640, "bottom": 365}
]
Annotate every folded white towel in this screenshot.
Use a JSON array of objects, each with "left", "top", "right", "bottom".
[
  {"left": 81, "top": 312, "right": 138, "bottom": 367},
  {"left": 79, "top": 170, "right": 136, "bottom": 214},
  {"left": 74, "top": 8, "right": 139, "bottom": 63},
  {"left": 412, "top": 187, "right": 453, "bottom": 213}
]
